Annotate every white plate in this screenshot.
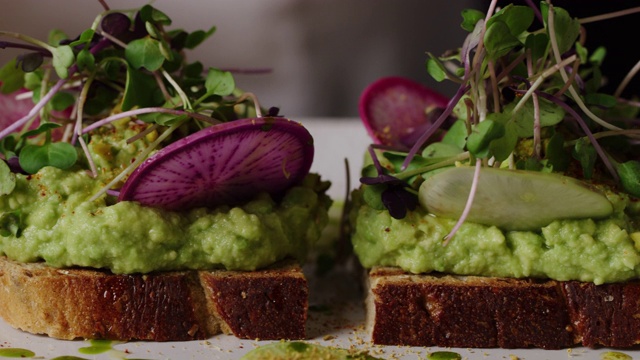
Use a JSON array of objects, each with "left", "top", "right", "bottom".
[{"left": 0, "top": 119, "right": 635, "bottom": 359}]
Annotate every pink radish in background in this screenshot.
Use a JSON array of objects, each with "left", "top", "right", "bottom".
[{"left": 358, "top": 76, "right": 449, "bottom": 148}]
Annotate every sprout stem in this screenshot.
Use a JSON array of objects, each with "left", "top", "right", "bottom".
[
  {"left": 97, "top": 29, "right": 128, "bottom": 49},
  {"left": 0, "top": 41, "right": 51, "bottom": 55},
  {"left": 0, "top": 31, "right": 56, "bottom": 54},
  {"left": 74, "top": 72, "right": 98, "bottom": 177},
  {"left": 81, "top": 107, "right": 219, "bottom": 134},
  {"left": 614, "top": 58, "right": 640, "bottom": 98},
  {"left": 526, "top": 50, "right": 542, "bottom": 159},
  {"left": 396, "top": 152, "right": 470, "bottom": 181},
  {"left": 162, "top": 69, "right": 192, "bottom": 110},
  {"left": 579, "top": 6, "right": 640, "bottom": 24},
  {"left": 512, "top": 55, "right": 577, "bottom": 115},
  {"left": 547, "top": 4, "right": 622, "bottom": 131},
  {"left": 235, "top": 92, "right": 263, "bottom": 118},
  {"left": 565, "top": 129, "right": 640, "bottom": 145},
  {"left": 126, "top": 124, "right": 159, "bottom": 144},
  {"left": 443, "top": 158, "right": 482, "bottom": 246}
]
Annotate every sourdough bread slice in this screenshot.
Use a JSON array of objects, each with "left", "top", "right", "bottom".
[
  {"left": 366, "top": 267, "right": 640, "bottom": 349},
  {"left": 0, "top": 256, "right": 307, "bottom": 341}
]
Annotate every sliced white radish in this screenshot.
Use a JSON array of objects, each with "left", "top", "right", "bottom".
[
  {"left": 118, "top": 117, "right": 314, "bottom": 210},
  {"left": 358, "top": 76, "right": 448, "bottom": 147},
  {"left": 419, "top": 166, "right": 613, "bottom": 231}
]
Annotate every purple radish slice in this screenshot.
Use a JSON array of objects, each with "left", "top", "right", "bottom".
[
  {"left": 358, "top": 76, "right": 449, "bottom": 148},
  {"left": 118, "top": 117, "right": 314, "bottom": 210}
]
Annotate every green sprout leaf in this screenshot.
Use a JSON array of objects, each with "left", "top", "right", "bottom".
[
  {"left": 542, "top": 3, "right": 580, "bottom": 54},
  {"left": 18, "top": 53, "right": 44, "bottom": 73},
  {"left": 441, "top": 119, "right": 468, "bottom": 149},
  {"left": 617, "top": 160, "right": 640, "bottom": 197},
  {"left": 572, "top": 138, "right": 596, "bottom": 180},
  {"left": 185, "top": 26, "right": 217, "bottom": 49},
  {"left": 467, "top": 119, "right": 505, "bottom": 158},
  {"left": 140, "top": 5, "right": 172, "bottom": 26},
  {"left": 0, "top": 59, "right": 25, "bottom": 94},
  {"left": 504, "top": 100, "right": 564, "bottom": 138},
  {"left": 121, "top": 64, "right": 162, "bottom": 111},
  {"left": 51, "top": 44, "right": 74, "bottom": 78},
  {"left": 484, "top": 20, "right": 521, "bottom": 60},
  {"left": 589, "top": 46, "right": 607, "bottom": 66},
  {"left": 0, "top": 136, "right": 18, "bottom": 159},
  {"left": 460, "top": 8, "right": 484, "bottom": 32},
  {"left": 545, "top": 132, "right": 570, "bottom": 172},
  {"left": 23, "top": 71, "right": 43, "bottom": 91},
  {"left": 50, "top": 91, "right": 75, "bottom": 111},
  {"left": 362, "top": 184, "right": 386, "bottom": 210},
  {"left": 488, "top": 120, "right": 518, "bottom": 162},
  {"left": 422, "top": 142, "right": 464, "bottom": 159},
  {"left": 575, "top": 42, "right": 588, "bottom": 64},
  {"left": 125, "top": 37, "right": 165, "bottom": 71},
  {"left": 18, "top": 142, "right": 78, "bottom": 174},
  {"left": 69, "top": 29, "right": 95, "bottom": 47},
  {"left": 487, "top": 5, "right": 534, "bottom": 36},
  {"left": 426, "top": 53, "right": 447, "bottom": 82},
  {"left": 524, "top": 33, "right": 549, "bottom": 63},
  {"left": 21, "top": 123, "right": 62, "bottom": 138},
  {"left": 145, "top": 21, "right": 162, "bottom": 39},
  {"left": 76, "top": 48, "right": 96, "bottom": 72},
  {"left": 0, "top": 160, "right": 16, "bottom": 196},
  {"left": 204, "top": 68, "right": 235, "bottom": 96},
  {"left": 584, "top": 93, "right": 617, "bottom": 108}
]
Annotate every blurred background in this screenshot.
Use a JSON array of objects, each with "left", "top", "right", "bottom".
[
  {"left": 1, "top": 1, "right": 638, "bottom": 117},
  {"left": 0, "top": 0, "right": 474, "bottom": 117}
]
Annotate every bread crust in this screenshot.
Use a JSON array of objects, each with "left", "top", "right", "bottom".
[
  {"left": 0, "top": 256, "right": 307, "bottom": 341},
  {"left": 367, "top": 267, "right": 640, "bottom": 349}
]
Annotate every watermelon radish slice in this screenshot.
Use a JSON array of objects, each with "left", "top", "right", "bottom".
[
  {"left": 358, "top": 76, "right": 449, "bottom": 148},
  {"left": 118, "top": 117, "right": 314, "bottom": 210}
]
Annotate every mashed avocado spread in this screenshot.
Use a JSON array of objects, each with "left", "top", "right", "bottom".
[
  {"left": 350, "top": 188, "right": 640, "bottom": 285},
  {"left": 0, "top": 128, "right": 331, "bottom": 274}
]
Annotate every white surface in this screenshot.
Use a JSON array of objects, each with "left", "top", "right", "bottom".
[{"left": 0, "top": 119, "right": 636, "bottom": 359}]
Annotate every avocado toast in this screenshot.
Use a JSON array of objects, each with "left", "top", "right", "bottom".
[
  {"left": 350, "top": 1, "right": 640, "bottom": 348},
  {"left": 0, "top": 2, "right": 330, "bottom": 341}
]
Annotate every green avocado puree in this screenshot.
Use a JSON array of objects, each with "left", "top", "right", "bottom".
[
  {"left": 350, "top": 188, "right": 640, "bottom": 284},
  {"left": 0, "top": 123, "right": 331, "bottom": 274},
  {"left": 0, "top": 167, "right": 330, "bottom": 274}
]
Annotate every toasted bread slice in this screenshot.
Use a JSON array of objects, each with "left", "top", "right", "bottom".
[
  {"left": 366, "top": 267, "right": 640, "bottom": 349},
  {"left": 0, "top": 256, "right": 307, "bottom": 341}
]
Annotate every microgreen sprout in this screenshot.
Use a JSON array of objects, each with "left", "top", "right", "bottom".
[
  {"left": 358, "top": 1, "right": 640, "bottom": 242},
  {"left": 0, "top": 1, "right": 269, "bottom": 200}
]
